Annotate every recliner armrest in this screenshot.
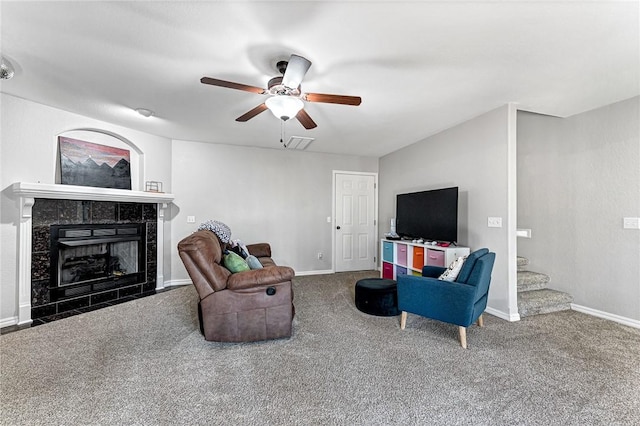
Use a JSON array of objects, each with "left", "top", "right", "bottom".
[
  {"left": 227, "top": 266, "right": 295, "bottom": 290},
  {"left": 422, "top": 265, "right": 446, "bottom": 278},
  {"left": 246, "top": 243, "right": 271, "bottom": 258}
]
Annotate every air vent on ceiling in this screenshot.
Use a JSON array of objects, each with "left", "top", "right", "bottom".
[{"left": 284, "top": 136, "right": 315, "bottom": 150}]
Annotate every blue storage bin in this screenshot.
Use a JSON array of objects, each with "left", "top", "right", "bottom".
[{"left": 382, "top": 241, "right": 394, "bottom": 263}]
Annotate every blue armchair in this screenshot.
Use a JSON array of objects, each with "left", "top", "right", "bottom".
[{"left": 397, "top": 248, "right": 496, "bottom": 348}]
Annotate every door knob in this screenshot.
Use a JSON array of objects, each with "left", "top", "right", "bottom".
[{"left": 336, "top": 226, "right": 341, "bottom": 230}]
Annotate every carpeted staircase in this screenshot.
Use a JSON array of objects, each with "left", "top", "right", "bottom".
[{"left": 517, "top": 256, "right": 573, "bottom": 317}]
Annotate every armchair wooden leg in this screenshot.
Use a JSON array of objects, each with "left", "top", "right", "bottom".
[
  {"left": 458, "top": 326, "right": 467, "bottom": 349},
  {"left": 477, "top": 314, "right": 484, "bottom": 327},
  {"left": 400, "top": 311, "right": 407, "bottom": 330}
]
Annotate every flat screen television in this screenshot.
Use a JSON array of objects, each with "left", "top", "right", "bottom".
[{"left": 396, "top": 187, "right": 458, "bottom": 243}]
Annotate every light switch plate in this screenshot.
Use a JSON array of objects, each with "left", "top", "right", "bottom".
[
  {"left": 516, "top": 228, "right": 532, "bottom": 238},
  {"left": 187, "top": 216, "right": 196, "bottom": 224},
  {"left": 623, "top": 217, "right": 640, "bottom": 229}
]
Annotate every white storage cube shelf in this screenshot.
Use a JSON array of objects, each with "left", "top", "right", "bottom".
[{"left": 380, "top": 239, "right": 470, "bottom": 280}]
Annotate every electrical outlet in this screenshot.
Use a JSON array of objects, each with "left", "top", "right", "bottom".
[
  {"left": 317, "top": 252, "right": 323, "bottom": 260},
  {"left": 488, "top": 217, "right": 502, "bottom": 228},
  {"left": 623, "top": 217, "right": 640, "bottom": 229},
  {"left": 327, "top": 216, "right": 331, "bottom": 223},
  {"left": 187, "top": 216, "right": 196, "bottom": 224}
]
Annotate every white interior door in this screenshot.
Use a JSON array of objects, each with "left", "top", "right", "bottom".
[{"left": 334, "top": 172, "right": 377, "bottom": 272}]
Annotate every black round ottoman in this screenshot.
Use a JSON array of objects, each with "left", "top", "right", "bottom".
[{"left": 355, "top": 278, "right": 399, "bottom": 316}]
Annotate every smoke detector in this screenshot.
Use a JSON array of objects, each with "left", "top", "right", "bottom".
[
  {"left": 0, "top": 57, "right": 15, "bottom": 80},
  {"left": 135, "top": 108, "right": 154, "bottom": 118}
]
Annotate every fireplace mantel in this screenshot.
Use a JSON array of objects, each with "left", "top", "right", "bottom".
[
  {"left": 12, "top": 182, "right": 174, "bottom": 204},
  {"left": 11, "top": 182, "right": 174, "bottom": 325}
]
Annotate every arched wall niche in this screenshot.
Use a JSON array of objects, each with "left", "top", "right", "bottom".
[{"left": 54, "top": 128, "right": 145, "bottom": 190}]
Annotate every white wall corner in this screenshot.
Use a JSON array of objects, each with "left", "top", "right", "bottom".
[
  {"left": 486, "top": 306, "right": 521, "bottom": 322},
  {"left": 507, "top": 102, "right": 519, "bottom": 319}
]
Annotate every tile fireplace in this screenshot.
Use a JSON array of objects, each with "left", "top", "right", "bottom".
[
  {"left": 11, "top": 182, "right": 174, "bottom": 326},
  {"left": 31, "top": 199, "right": 157, "bottom": 321}
]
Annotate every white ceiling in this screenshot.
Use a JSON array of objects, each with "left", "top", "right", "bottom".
[{"left": 1, "top": 1, "right": 638, "bottom": 157}]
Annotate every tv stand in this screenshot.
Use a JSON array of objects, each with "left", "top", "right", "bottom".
[{"left": 380, "top": 239, "right": 470, "bottom": 280}]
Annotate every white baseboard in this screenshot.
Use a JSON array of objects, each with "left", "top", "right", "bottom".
[
  {"left": 0, "top": 316, "right": 18, "bottom": 328},
  {"left": 485, "top": 307, "right": 521, "bottom": 322},
  {"left": 571, "top": 304, "right": 640, "bottom": 329},
  {"left": 163, "top": 279, "right": 192, "bottom": 287},
  {"left": 163, "top": 271, "right": 340, "bottom": 287},
  {"left": 295, "top": 269, "right": 334, "bottom": 276},
  {"left": 164, "top": 271, "right": 337, "bottom": 286}
]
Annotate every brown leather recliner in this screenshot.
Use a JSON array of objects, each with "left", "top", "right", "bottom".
[{"left": 177, "top": 230, "right": 295, "bottom": 342}]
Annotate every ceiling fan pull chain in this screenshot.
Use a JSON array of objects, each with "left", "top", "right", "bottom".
[{"left": 280, "top": 119, "right": 284, "bottom": 145}]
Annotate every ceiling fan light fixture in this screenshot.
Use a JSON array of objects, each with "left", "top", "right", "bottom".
[
  {"left": 265, "top": 96, "right": 303, "bottom": 121},
  {"left": 200, "top": 53, "right": 360, "bottom": 130}
]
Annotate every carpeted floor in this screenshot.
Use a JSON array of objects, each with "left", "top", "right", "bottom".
[{"left": 1, "top": 271, "right": 639, "bottom": 425}]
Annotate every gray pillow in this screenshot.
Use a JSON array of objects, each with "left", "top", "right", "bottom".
[{"left": 246, "top": 255, "right": 263, "bottom": 270}]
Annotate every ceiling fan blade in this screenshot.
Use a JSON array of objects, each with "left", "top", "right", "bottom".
[
  {"left": 304, "top": 92, "right": 362, "bottom": 106},
  {"left": 282, "top": 54, "right": 312, "bottom": 89},
  {"left": 201, "top": 77, "right": 266, "bottom": 94},
  {"left": 236, "top": 103, "right": 268, "bottom": 122},
  {"left": 296, "top": 109, "right": 317, "bottom": 129}
]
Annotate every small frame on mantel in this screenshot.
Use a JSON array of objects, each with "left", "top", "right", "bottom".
[{"left": 145, "top": 181, "right": 163, "bottom": 193}]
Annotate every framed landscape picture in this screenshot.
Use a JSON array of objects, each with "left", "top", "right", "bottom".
[{"left": 58, "top": 136, "right": 132, "bottom": 189}]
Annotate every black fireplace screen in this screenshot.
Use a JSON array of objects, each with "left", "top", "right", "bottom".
[
  {"left": 50, "top": 224, "right": 146, "bottom": 299},
  {"left": 59, "top": 240, "right": 139, "bottom": 285}
]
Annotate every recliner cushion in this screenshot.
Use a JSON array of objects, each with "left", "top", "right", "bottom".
[{"left": 224, "top": 251, "right": 250, "bottom": 273}]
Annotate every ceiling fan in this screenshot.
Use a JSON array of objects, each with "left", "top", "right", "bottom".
[{"left": 200, "top": 54, "right": 361, "bottom": 129}]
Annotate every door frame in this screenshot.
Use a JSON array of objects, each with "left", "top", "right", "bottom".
[{"left": 331, "top": 170, "right": 379, "bottom": 273}]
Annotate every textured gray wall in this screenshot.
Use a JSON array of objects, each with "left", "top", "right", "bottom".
[
  {"left": 379, "top": 105, "right": 517, "bottom": 318},
  {"left": 517, "top": 97, "right": 640, "bottom": 321},
  {"left": 169, "top": 140, "right": 378, "bottom": 280}
]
